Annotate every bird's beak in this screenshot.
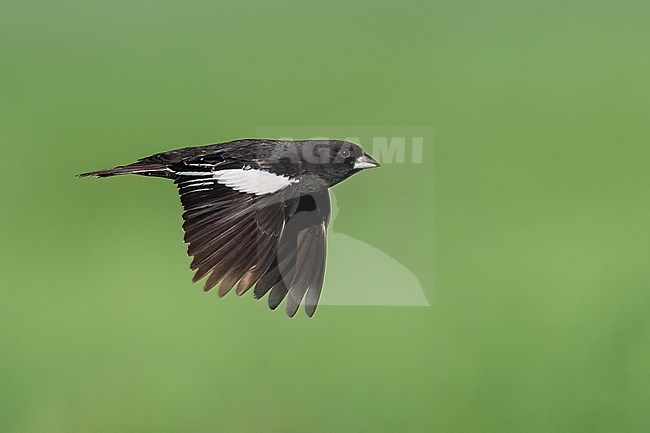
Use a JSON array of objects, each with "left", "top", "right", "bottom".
[{"left": 353, "top": 154, "right": 381, "bottom": 170}]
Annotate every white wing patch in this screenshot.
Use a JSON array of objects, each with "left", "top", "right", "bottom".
[{"left": 212, "top": 168, "right": 297, "bottom": 195}]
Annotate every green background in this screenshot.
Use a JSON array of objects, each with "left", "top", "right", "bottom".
[{"left": 1, "top": 1, "right": 649, "bottom": 432}]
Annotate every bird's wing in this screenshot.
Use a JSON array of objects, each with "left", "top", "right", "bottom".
[
  {"left": 253, "top": 190, "right": 330, "bottom": 317},
  {"left": 175, "top": 165, "right": 330, "bottom": 317},
  {"left": 176, "top": 170, "right": 297, "bottom": 298}
]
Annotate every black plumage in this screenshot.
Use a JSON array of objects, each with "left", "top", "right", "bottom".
[{"left": 79, "top": 139, "right": 380, "bottom": 317}]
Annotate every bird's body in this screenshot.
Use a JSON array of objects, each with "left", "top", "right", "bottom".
[{"left": 79, "top": 139, "right": 379, "bottom": 317}]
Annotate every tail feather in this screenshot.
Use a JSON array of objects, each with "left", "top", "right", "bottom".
[{"left": 77, "top": 161, "right": 169, "bottom": 178}]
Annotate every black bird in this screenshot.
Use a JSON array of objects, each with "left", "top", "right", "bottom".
[{"left": 79, "top": 139, "right": 380, "bottom": 317}]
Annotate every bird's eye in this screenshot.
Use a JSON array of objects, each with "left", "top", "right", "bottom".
[{"left": 339, "top": 149, "right": 350, "bottom": 158}]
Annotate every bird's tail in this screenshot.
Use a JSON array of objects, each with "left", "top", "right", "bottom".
[{"left": 77, "top": 161, "right": 170, "bottom": 178}]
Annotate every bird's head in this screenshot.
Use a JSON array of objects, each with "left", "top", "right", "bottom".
[{"left": 294, "top": 140, "right": 380, "bottom": 189}]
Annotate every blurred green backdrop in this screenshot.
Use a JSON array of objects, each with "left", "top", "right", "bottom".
[{"left": 1, "top": 0, "right": 649, "bottom": 432}]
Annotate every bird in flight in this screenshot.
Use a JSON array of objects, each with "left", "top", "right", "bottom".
[{"left": 79, "top": 139, "right": 380, "bottom": 317}]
